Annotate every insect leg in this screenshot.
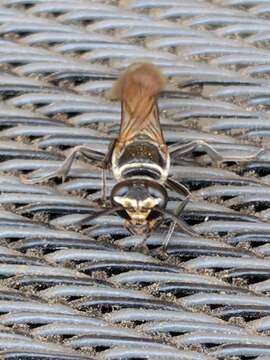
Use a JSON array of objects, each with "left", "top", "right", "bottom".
[
  {"left": 166, "top": 177, "right": 191, "bottom": 198},
  {"left": 156, "top": 207, "right": 196, "bottom": 238},
  {"left": 169, "top": 140, "right": 264, "bottom": 164},
  {"left": 21, "top": 145, "right": 105, "bottom": 184},
  {"left": 163, "top": 178, "right": 192, "bottom": 248},
  {"left": 163, "top": 194, "right": 191, "bottom": 249},
  {"left": 76, "top": 205, "right": 122, "bottom": 226},
  {"left": 101, "top": 139, "right": 116, "bottom": 202}
]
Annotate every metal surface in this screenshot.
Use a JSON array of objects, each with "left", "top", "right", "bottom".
[{"left": 0, "top": 0, "right": 269, "bottom": 359}]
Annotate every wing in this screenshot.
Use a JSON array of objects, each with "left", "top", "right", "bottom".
[
  {"left": 118, "top": 95, "right": 165, "bottom": 145},
  {"left": 110, "top": 62, "right": 166, "bottom": 147}
]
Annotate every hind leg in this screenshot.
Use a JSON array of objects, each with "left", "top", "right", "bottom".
[{"left": 169, "top": 140, "right": 264, "bottom": 164}]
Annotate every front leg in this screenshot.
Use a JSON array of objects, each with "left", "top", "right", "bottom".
[
  {"left": 166, "top": 177, "right": 191, "bottom": 198},
  {"left": 169, "top": 140, "right": 264, "bottom": 164},
  {"left": 163, "top": 194, "right": 191, "bottom": 249},
  {"left": 164, "top": 178, "right": 192, "bottom": 249}
]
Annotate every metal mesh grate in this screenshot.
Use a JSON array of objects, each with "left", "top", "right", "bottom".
[{"left": 0, "top": 0, "right": 270, "bottom": 359}]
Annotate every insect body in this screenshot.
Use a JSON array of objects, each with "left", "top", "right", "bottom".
[
  {"left": 23, "top": 62, "right": 264, "bottom": 245},
  {"left": 108, "top": 63, "right": 172, "bottom": 235}
]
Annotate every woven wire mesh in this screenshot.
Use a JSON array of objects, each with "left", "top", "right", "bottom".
[{"left": 0, "top": 0, "right": 270, "bottom": 359}]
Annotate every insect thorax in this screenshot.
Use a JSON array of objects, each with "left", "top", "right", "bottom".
[{"left": 112, "top": 139, "right": 170, "bottom": 183}]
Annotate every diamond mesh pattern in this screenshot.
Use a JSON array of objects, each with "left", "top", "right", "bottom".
[{"left": 0, "top": 0, "right": 270, "bottom": 359}]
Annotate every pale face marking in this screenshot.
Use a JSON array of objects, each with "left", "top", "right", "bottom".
[{"left": 114, "top": 196, "right": 161, "bottom": 224}]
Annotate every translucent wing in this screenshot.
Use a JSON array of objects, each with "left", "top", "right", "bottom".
[
  {"left": 110, "top": 62, "right": 166, "bottom": 147},
  {"left": 119, "top": 95, "right": 165, "bottom": 145}
]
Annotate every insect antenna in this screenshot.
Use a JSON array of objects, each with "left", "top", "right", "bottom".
[{"left": 75, "top": 206, "right": 122, "bottom": 226}]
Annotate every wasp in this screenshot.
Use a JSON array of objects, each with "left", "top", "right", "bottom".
[{"left": 23, "top": 63, "right": 264, "bottom": 247}]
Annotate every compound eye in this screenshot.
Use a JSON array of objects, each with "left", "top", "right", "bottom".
[
  {"left": 149, "top": 187, "right": 161, "bottom": 199},
  {"left": 149, "top": 186, "right": 166, "bottom": 208},
  {"left": 111, "top": 183, "right": 134, "bottom": 210},
  {"left": 112, "top": 185, "right": 129, "bottom": 197}
]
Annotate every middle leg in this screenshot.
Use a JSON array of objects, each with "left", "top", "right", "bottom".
[{"left": 21, "top": 145, "right": 105, "bottom": 184}]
